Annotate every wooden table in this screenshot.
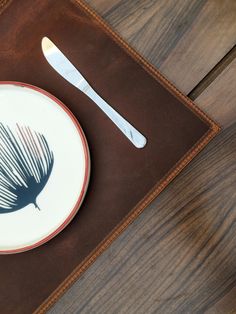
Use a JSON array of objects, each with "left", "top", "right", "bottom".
[{"left": 49, "top": 1, "right": 236, "bottom": 313}]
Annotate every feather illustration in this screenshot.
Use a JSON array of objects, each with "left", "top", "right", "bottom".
[{"left": 0, "top": 123, "right": 54, "bottom": 213}]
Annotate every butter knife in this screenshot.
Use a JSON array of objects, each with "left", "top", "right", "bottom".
[{"left": 41, "top": 37, "right": 147, "bottom": 148}]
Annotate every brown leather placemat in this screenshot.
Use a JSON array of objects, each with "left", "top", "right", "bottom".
[{"left": 0, "top": 0, "right": 220, "bottom": 313}]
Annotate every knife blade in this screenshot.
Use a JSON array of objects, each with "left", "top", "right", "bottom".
[{"left": 41, "top": 37, "right": 147, "bottom": 148}]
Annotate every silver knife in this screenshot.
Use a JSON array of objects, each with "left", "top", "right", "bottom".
[{"left": 41, "top": 37, "right": 147, "bottom": 148}]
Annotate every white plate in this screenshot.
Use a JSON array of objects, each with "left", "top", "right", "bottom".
[{"left": 0, "top": 82, "right": 90, "bottom": 253}]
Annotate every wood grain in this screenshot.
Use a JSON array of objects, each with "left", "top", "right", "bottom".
[
  {"left": 84, "top": 0, "right": 236, "bottom": 128},
  {"left": 206, "top": 286, "right": 236, "bottom": 314},
  {"left": 47, "top": 1, "right": 236, "bottom": 313},
  {"left": 189, "top": 45, "right": 236, "bottom": 101},
  {"left": 195, "top": 57, "right": 236, "bottom": 128},
  {"left": 86, "top": 0, "right": 236, "bottom": 95},
  {"left": 49, "top": 122, "right": 236, "bottom": 314}
]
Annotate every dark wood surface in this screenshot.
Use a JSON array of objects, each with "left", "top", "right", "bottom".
[
  {"left": 48, "top": 1, "right": 236, "bottom": 313},
  {"left": 50, "top": 124, "right": 236, "bottom": 314},
  {"left": 86, "top": 0, "right": 236, "bottom": 96},
  {"left": 196, "top": 57, "right": 236, "bottom": 128}
]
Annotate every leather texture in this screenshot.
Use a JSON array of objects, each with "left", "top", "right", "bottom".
[{"left": 0, "top": 1, "right": 220, "bottom": 313}]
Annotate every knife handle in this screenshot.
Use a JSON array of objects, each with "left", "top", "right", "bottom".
[{"left": 83, "top": 85, "right": 147, "bottom": 148}]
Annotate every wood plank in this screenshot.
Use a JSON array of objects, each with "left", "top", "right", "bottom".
[
  {"left": 49, "top": 122, "right": 236, "bottom": 314},
  {"left": 195, "top": 57, "right": 236, "bottom": 128},
  {"left": 206, "top": 286, "right": 236, "bottom": 314},
  {"left": 47, "top": 1, "right": 236, "bottom": 313},
  {"left": 85, "top": 0, "right": 236, "bottom": 95},
  {"left": 84, "top": 0, "right": 236, "bottom": 127}
]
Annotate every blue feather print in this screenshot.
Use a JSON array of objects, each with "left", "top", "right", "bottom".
[{"left": 0, "top": 123, "right": 54, "bottom": 213}]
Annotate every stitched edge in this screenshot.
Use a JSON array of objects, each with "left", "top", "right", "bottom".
[
  {"left": 35, "top": 128, "right": 217, "bottom": 314},
  {"left": 34, "top": 3, "right": 220, "bottom": 312},
  {"left": 0, "top": 0, "right": 220, "bottom": 313},
  {"left": 72, "top": 0, "right": 220, "bottom": 131}
]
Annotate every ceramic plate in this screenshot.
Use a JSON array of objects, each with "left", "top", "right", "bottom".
[{"left": 0, "top": 82, "right": 90, "bottom": 254}]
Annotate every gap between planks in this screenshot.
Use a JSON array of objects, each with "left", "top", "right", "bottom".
[{"left": 188, "top": 44, "right": 236, "bottom": 100}]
